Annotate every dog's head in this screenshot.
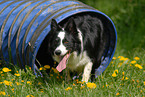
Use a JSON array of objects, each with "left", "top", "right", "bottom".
[{"left": 48, "top": 18, "right": 81, "bottom": 61}]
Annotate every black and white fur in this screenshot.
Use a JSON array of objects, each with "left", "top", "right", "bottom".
[{"left": 46, "top": 13, "right": 106, "bottom": 82}]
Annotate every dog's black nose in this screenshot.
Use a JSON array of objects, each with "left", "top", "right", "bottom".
[{"left": 55, "top": 50, "right": 61, "bottom": 55}]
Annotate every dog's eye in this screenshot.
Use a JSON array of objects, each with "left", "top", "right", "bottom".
[
  {"left": 55, "top": 38, "right": 59, "bottom": 42},
  {"left": 54, "top": 38, "right": 60, "bottom": 44},
  {"left": 63, "top": 39, "right": 69, "bottom": 44},
  {"left": 64, "top": 42, "right": 68, "bottom": 44}
]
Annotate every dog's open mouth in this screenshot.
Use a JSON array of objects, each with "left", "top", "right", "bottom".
[{"left": 56, "top": 52, "right": 70, "bottom": 72}]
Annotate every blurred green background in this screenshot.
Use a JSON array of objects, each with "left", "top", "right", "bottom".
[{"left": 79, "top": 0, "right": 145, "bottom": 57}]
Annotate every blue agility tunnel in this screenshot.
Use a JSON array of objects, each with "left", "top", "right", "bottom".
[{"left": 0, "top": 0, "right": 117, "bottom": 78}]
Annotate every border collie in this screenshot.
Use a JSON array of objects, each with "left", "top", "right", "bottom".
[{"left": 46, "top": 13, "right": 106, "bottom": 82}]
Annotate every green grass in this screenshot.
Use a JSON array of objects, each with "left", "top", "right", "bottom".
[{"left": 0, "top": 52, "right": 145, "bottom": 97}]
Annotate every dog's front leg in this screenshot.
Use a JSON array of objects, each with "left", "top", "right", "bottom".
[{"left": 82, "top": 62, "right": 93, "bottom": 82}]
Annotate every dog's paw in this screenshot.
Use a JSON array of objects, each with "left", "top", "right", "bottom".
[{"left": 82, "top": 76, "right": 89, "bottom": 82}]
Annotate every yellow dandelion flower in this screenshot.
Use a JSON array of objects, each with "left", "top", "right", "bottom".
[
  {"left": 29, "top": 67, "right": 31, "bottom": 70},
  {"left": 80, "top": 86, "right": 85, "bottom": 89},
  {"left": 130, "top": 61, "right": 136, "bottom": 64},
  {"left": 118, "top": 56, "right": 123, "bottom": 59},
  {"left": 106, "top": 84, "right": 109, "bottom": 87},
  {"left": 43, "top": 68, "right": 46, "bottom": 70},
  {"left": 40, "top": 89, "right": 43, "bottom": 92},
  {"left": 27, "top": 81, "right": 31, "bottom": 85},
  {"left": 118, "top": 56, "right": 129, "bottom": 61},
  {"left": 26, "top": 95, "right": 34, "bottom": 97},
  {"left": 77, "top": 81, "right": 83, "bottom": 84},
  {"left": 125, "top": 77, "right": 129, "bottom": 80},
  {"left": 52, "top": 68, "right": 59, "bottom": 73},
  {"left": 121, "top": 76, "right": 124, "bottom": 80},
  {"left": 26, "top": 95, "right": 30, "bottom": 97},
  {"left": 44, "top": 65, "right": 50, "bottom": 69},
  {"left": 122, "top": 72, "right": 125, "bottom": 76},
  {"left": 73, "top": 83, "right": 76, "bottom": 86},
  {"left": 0, "top": 71, "right": 3, "bottom": 74},
  {"left": 75, "top": 79, "right": 79, "bottom": 82},
  {"left": 140, "top": 90, "right": 143, "bottom": 93},
  {"left": 14, "top": 73, "right": 20, "bottom": 76},
  {"left": 3, "top": 80, "right": 12, "bottom": 86},
  {"left": 56, "top": 76, "right": 59, "bottom": 79},
  {"left": 39, "top": 67, "right": 43, "bottom": 70},
  {"left": 2, "top": 67, "right": 11, "bottom": 72},
  {"left": 27, "top": 81, "right": 30, "bottom": 84},
  {"left": 116, "top": 93, "right": 119, "bottom": 95},
  {"left": 119, "top": 56, "right": 125, "bottom": 61},
  {"left": 0, "top": 91, "right": 6, "bottom": 95},
  {"left": 112, "top": 57, "right": 116, "bottom": 60},
  {"left": 138, "top": 65, "right": 143, "bottom": 69},
  {"left": 38, "top": 82, "right": 41, "bottom": 85},
  {"left": 134, "top": 57, "right": 140, "bottom": 60},
  {"left": 11, "top": 88, "right": 14, "bottom": 92},
  {"left": 21, "top": 80, "right": 24, "bottom": 82},
  {"left": 81, "top": 81, "right": 85, "bottom": 84},
  {"left": 124, "top": 58, "right": 129, "bottom": 61},
  {"left": 16, "top": 82, "right": 21, "bottom": 85},
  {"left": 135, "top": 64, "right": 143, "bottom": 69},
  {"left": 114, "top": 69, "right": 118, "bottom": 73},
  {"left": 144, "top": 81, "right": 145, "bottom": 85},
  {"left": 65, "top": 87, "right": 72, "bottom": 91},
  {"left": 86, "top": 82, "right": 97, "bottom": 89},
  {"left": 112, "top": 72, "right": 117, "bottom": 77}
]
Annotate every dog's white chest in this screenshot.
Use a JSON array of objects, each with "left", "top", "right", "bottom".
[{"left": 67, "top": 51, "right": 91, "bottom": 72}]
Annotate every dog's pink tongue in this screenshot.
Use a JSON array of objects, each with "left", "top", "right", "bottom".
[{"left": 56, "top": 53, "right": 70, "bottom": 72}]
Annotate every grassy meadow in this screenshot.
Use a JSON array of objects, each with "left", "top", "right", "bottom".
[{"left": 0, "top": 0, "right": 145, "bottom": 97}]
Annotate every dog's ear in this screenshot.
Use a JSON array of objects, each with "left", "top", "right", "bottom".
[
  {"left": 51, "top": 19, "right": 61, "bottom": 31},
  {"left": 64, "top": 17, "right": 77, "bottom": 34}
]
